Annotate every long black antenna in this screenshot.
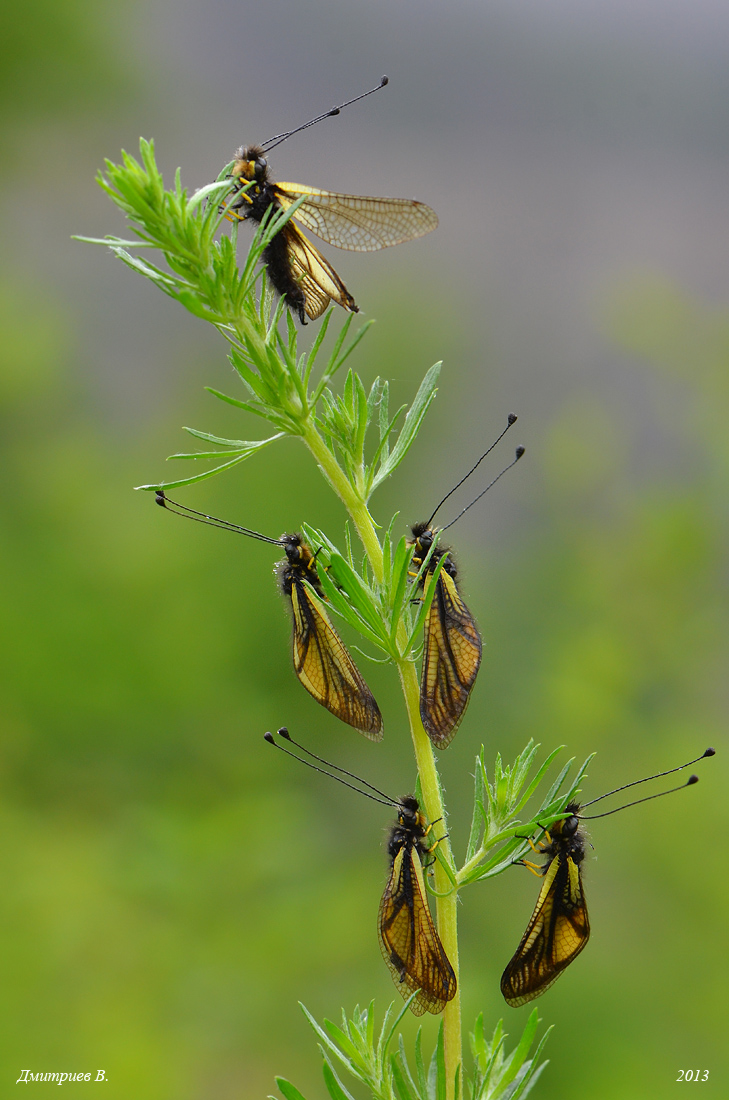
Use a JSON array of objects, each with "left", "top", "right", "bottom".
[
  {"left": 261, "top": 76, "right": 389, "bottom": 153},
  {"left": 155, "top": 490, "right": 283, "bottom": 545},
  {"left": 580, "top": 775, "right": 699, "bottom": 820},
  {"left": 580, "top": 748, "right": 714, "bottom": 811},
  {"left": 440, "top": 446, "right": 525, "bottom": 533},
  {"left": 264, "top": 728, "right": 397, "bottom": 809},
  {"left": 426, "top": 413, "right": 518, "bottom": 528}
]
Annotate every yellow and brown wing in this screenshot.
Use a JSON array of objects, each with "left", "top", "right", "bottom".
[
  {"left": 420, "top": 569, "right": 482, "bottom": 748},
  {"left": 289, "top": 578, "right": 383, "bottom": 738},
  {"left": 275, "top": 183, "right": 438, "bottom": 251},
  {"left": 281, "top": 221, "right": 357, "bottom": 319},
  {"left": 500, "top": 854, "right": 590, "bottom": 1007},
  {"left": 379, "top": 846, "right": 457, "bottom": 1016}
]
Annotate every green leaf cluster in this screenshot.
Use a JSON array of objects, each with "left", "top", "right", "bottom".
[
  {"left": 316, "top": 363, "right": 441, "bottom": 501},
  {"left": 459, "top": 744, "right": 593, "bottom": 887},
  {"left": 78, "top": 140, "right": 440, "bottom": 500},
  {"left": 301, "top": 516, "right": 447, "bottom": 662},
  {"left": 270, "top": 1002, "right": 550, "bottom": 1100}
]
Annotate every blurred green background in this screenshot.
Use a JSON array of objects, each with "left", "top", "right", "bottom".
[{"left": 1, "top": 1, "right": 727, "bottom": 1097}]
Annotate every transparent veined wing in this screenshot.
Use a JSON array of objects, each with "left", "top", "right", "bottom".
[
  {"left": 275, "top": 183, "right": 438, "bottom": 251},
  {"left": 379, "top": 845, "right": 457, "bottom": 1015},
  {"left": 289, "top": 577, "right": 383, "bottom": 737},
  {"left": 420, "top": 569, "right": 482, "bottom": 748},
  {"left": 500, "top": 853, "right": 590, "bottom": 1007},
  {"left": 281, "top": 222, "right": 357, "bottom": 319}
]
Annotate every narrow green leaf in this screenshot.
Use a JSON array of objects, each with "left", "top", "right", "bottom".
[
  {"left": 181, "top": 427, "right": 284, "bottom": 449},
  {"left": 322, "top": 1058, "right": 358, "bottom": 1100},
  {"left": 480, "top": 1019, "right": 506, "bottom": 1095},
  {"left": 537, "top": 759, "right": 574, "bottom": 810},
  {"left": 391, "top": 1049, "right": 420, "bottom": 1100},
  {"left": 375, "top": 1002, "right": 395, "bottom": 1067},
  {"left": 429, "top": 843, "right": 458, "bottom": 892},
  {"left": 397, "top": 1035, "right": 422, "bottom": 1099},
  {"left": 318, "top": 549, "right": 387, "bottom": 639},
  {"left": 371, "top": 362, "right": 441, "bottom": 491},
  {"left": 559, "top": 753, "right": 595, "bottom": 807},
  {"left": 314, "top": 564, "right": 388, "bottom": 651},
  {"left": 366, "top": 401, "right": 407, "bottom": 493},
  {"left": 497, "top": 1008, "right": 538, "bottom": 1092},
  {"left": 322, "top": 1019, "right": 368, "bottom": 1074},
  {"left": 381, "top": 991, "right": 419, "bottom": 1057},
  {"left": 365, "top": 999, "right": 375, "bottom": 1055},
  {"left": 300, "top": 1004, "right": 359, "bottom": 1078},
  {"left": 414, "top": 1028, "right": 428, "bottom": 1098},
  {"left": 512, "top": 746, "right": 563, "bottom": 816},
  {"left": 389, "top": 535, "right": 415, "bottom": 637},
  {"left": 186, "top": 177, "right": 233, "bottom": 212},
  {"left": 511, "top": 1060, "right": 549, "bottom": 1100},
  {"left": 172, "top": 289, "right": 223, "bottom": 322},
  {"left": 112, "top": 247, "right": 179, "bottom": 286},
  {"left": 469, "top": 1011, "right": 486, "bottom": 1069},
  {"left": 354, "top": 371, "right": 370, "bottom": 467},
  {"left": 377, "top": 379, "right": 390, "bottom": 442},
  {"left": 428, "top": 1021, "right": 446, "bottom": 1100},
  {"left": 274, "top": 1079, "right": 309, "bottom": 1100},
  {"left": 303, "top": 308, "right": 334, "bottom": 388},
  {"left": 72, "top": 234, "right": 157, "bottom": 248},
  {"left": 134, "top": 451, "right": 254, "bottom": 490},
  {"left": 509, "top": 1027, "right": 551, "bottom": 1100},
  {"left": 168, "top": 449, "right": 256, "bottom": 460},
  {"left": 508, "top": 740, "right": 539, "bottom": 805},
  {"left": 466, "top": 751, "right": 488, "bottom": 862}
]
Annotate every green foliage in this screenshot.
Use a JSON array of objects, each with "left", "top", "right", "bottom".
[
  {"left": 301, "top": 519, "right": 447, "bottom": 662},
  {"left": 77, "top": 140, "right": 440, "bottom": 502},
  {"left": 466, "top": 1011, "right": 551, "bottom": 1100},
  {"left": 269, "top": 1003, "right": 550, "bottom": 1100},
  {"left": 459, "top": 744, "right": 594, "bottom": 886},
  {"left": 316, "top": 363, "right": 441, "bottom": 499},
  {"left": 82, "top": 137, "right": 610, "bottom": 1100}
]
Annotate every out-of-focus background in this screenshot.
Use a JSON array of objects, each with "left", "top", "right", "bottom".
[{"left": 1, "top": 1, "right": 727, "bottom": 1096}]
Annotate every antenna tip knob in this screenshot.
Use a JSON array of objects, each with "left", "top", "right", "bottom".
[
  {"left": 277, "top": 726, "right": 291, "bottom": 740},
  {"left": 264, "top": 731, "right": 275, "bottom": 745},
  {"left": 507, "top": 412, "right": 517, "bottom": 424},
  {"left": 380, "top": 75, "right": 389, "bottom": 86},
  {"left": 155, "top": 490, "right": 167, "bottom": 507},
  {"left": 703, "top": 747, "right": 716, "bottom": 757},
  {"left": 515, "top": 445, "right": 526, "bottom": 459},
  {"left": 687, "top": 774, "right": 699, "bottom": 785}
]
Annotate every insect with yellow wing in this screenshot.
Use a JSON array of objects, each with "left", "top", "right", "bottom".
[
  {"left": 155, "top": 493, "right": 382, "bottom": 738},
  {"left": 410, "top": 415, "right": 524, "bottom": 748},
  {"left": 264, "top": 726, "right": 457, "bottom": 1015},
  {"left": 225, "top": 77, "right": 438, "bottom": 323},
  {"left": 379, "top": 791, "right": 457, "bottom": 1015},
  {"left": 500, "top": 747, "right": 715, "bottom": 1007}
]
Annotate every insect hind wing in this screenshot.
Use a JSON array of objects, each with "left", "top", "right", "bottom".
[
  {"left": 420, "top": 570, "right": 482, "bottom": 748},
  {"left": 283, "top": 222, "right": 358, "bottom": 318},
  {"left": 276, "top": 184, "right": 438, "bottom": 251},
  {"left": 290, "top": 580, "right": 383, "bottom": 738},
  {"left": 378, "top": 847, "right": 456, "bottom": 1015},
  {"left": 500, "top": 855, "right": 589, "bottom": 1007}
]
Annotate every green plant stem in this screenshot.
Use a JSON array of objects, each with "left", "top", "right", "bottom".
[
  {"left": 397, "top": 658, "right": 461, "bottom": 1100},
  {"left": 302, "top": 424, "right": 384, "bottom": 581},
  {"left": 304, "top": 419, "right": 462, "bottom": 1096}
]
